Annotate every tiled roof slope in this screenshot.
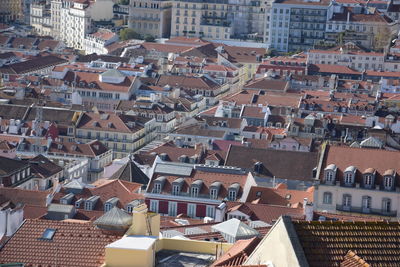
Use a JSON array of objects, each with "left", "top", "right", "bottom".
[
  {"left": 0, "top": 219, "right": 121, "bottom": 266},
  {"left": 341, "top": 251, "right": 370, "bottom": 267},
  {"left": 293, "top": 220, "right": 400, "bottom": 267},
  {"left": 212, "top": 237, "right": 261, "bottom": 266},
  {"left": 225, "top": 145, "right": 318, "bottom": 181}
]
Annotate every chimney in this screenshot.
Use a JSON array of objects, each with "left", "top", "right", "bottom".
[{"left": 303, "top": 198, "right": 313, "bottom": 221}]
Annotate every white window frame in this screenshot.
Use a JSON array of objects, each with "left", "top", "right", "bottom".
[
  {"left": 343, "top": 194, "right": 351, "bottom": 207},
  {"left": 84, "top": 201, "right": 93, "bottom": 211},
  {"left": 149, "top": 199, "right": 159, "bottom": 213},
  {"left": 206, "top": 205, "right": 215, "bottom": 218},
  {"left": 104, "top": 203, "right": 113, "bottom": 212},
  {"left": 344, "top": 173, "right": 353, "bottom": 184},
  {"left": 153, "top": 183, "right": 161, "bottom": 194},
  {"left": 210, "top": 188, "right": 218, "bottom": 199},
  {"left": 364, "top": 174, "right": 373, "bottom": 186},
  {"left": 191, "top": 186, "right": 199, "bottom": 197},
  {"left": 323, "top": 192, "right": 332, "bottom": 204},
  {"left": 384, "top": 176, "right": 393, "bottom": 189},
  {"left": 172, "top": 185, "right": 180, "bottom": 195},
  {"left": 228, "top": 190, "right": 236, "bottom": 201},
  {"left": 187, "top": 203, "right": 196, "bottom": 218},
  {"left": 168, "top": 201, "right": 177, "bottom": 216}
]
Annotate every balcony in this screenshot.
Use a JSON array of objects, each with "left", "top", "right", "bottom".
[{"left": 336, "top": 204, "right": 397, "bottom": 217}]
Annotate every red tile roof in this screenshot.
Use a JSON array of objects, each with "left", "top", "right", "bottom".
[
  {"left": 0, "top": 187, "right": 50, "bottom": 207},
  {"left": 212, "top": 237, "right": 261, "bottom": 266},
  {"left": 0, "top": 219, "right": 121, "bottom": 266},
  {"left": 246, "top": 185, "right": 314, "bottom": 207}
]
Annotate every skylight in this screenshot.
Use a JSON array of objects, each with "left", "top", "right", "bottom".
[{"left": 41, "top": 228, "right": 56, "bottom": 240}]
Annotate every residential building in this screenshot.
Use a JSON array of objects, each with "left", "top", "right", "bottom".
[
  {"left": 60, "top": 0, "right": 114, "bottom": 50},
  {"left": 170, "top": 0, "right": 269, "bottom": 42},
  {"left": 314, "top": 144, "right": 400, "bottom": 219},
  {"left": 245, "top": 216, "right": 400, "bottom": 266},
  {"left": 50, "top": 0, "right": 62, "bottom": 39},
  {"left": 269, "top": 0, "right": 329, "bottom": 52},
  {"left": 225, "top": 145, "right": 318, "bottom": 189},
  {"left": 83, "top": 29, "right": 119, "bottom": 55},
  {"left": 75, "top": 111, "right": 156, "bottom": 158},
  {"left": 30, "top": 2, "right": 52, "bottom": 36},
  {"left": 0, "top": 0, "right": 22, "bottom": 22},
  {"left": 27, "top": 154, "right": 63, "bottom": 191},
  {"left": 145, "top": 164, "right": 257, "bottom": 218},
  {"left": 129, "top": 0, "right": 173, "bottom": 38},
  {"left": 0, "top": 156, "right": 34, "bottom": 190}
]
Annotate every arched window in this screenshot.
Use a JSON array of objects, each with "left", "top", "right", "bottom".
[{"left": 323, "top": 192, "right": 332, "bottom": 204}]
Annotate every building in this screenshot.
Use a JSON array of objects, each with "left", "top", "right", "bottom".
[
  {"left": 145, "top": 164, "right": 257, "bottom": 219},
  {"left": 245, "top": 216, "right": 400, "bottom": 267},
  {"left": 60, "top": 0, "right": 114, "bottom": 50},
  {"left": 30, "top": 2, "right": 52, "bottom": 36},
  {"left": 269, "top": 0, "right": 329, "bottom": 52},
  {"left": 0, "top": 156, "right": 34, "bottom": 189},
  {"left": 170, "top": 0, "right": 269, "bottom": 42},
  {"left": 314, "top": 144, "right": 400, "bottom": 219},
  {"left": 83, "top": 29, "right": 119, "bottom": 55},
  {"left": 0, "top": 0, "right": 22, "bottom": 23},
  {"left": 129, "top": 0, "right": 173, "bottom": 38},
  {"left": 75, "top": 111, "right": 156, "bottom": 158}
]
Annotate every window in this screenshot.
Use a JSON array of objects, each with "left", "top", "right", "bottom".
[
  {"left": 323, "top": 192, "right": 332, "bottom": 204},
  {"left": 344, "top": 173, "right": 353, "bottom": 184},
  {"left": 343, "top": 194, "right": 351, "bottom": 208},
  {"left": 325, "top": 171, "right": 333, "bottom": 182},
  {"left": 228, "top": 190, "right": 236, "bottom": 201},
  {"left": 149, "top": 200, "right": 159, "bottom": 213},
  {"left": 172, "top": 185, "right": 180, "bottom": 195},
  {"left": 362, "top": 196, "right": 371, "bottom": 211},
  {"left": 206, "top": 205, "right": 215, "bottom": 218},
  {"left": 382, "top": 198, "right": 391, "bottom": 213},
  {"left": 384, "top": 176, "right": 393, "bottom": 190},
  {"left": 153, "top": 183, "right": 161, "bottom": 193},
  {"left": 104, "top": 203, "right": 113, "bottom": 212},
  {"left": 364, "top": 174, "right": 373, "bottom": 187},
  {"left": 84, "top": 201, "right": 93, "bottom": 211},
  {"left": 191, "top": 186, "right": 199, "bottom": 197},
  {"left": 126, "top": 205, "right": 134, "bottom": 213},
  {"left": 185, "top": 203, "right": 197, "bottom": 219},
  {"left": 210, "top": 188, "right": 218, "bottom": 199},
  {"left": 168, "top": 201, "right": 177, "bottom": 216},
  {"left": 41, "top": 228, "right": 56, "bottom": 240}
]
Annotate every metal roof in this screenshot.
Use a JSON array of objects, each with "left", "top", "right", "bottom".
[{"left": 154, "top": 163, "right": 193, "bottom": 176}]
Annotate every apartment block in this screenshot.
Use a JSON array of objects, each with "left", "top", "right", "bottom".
[
  {"left": 170, "top": 0, "right": 269, "bottom": 41},
  {"left": 129, "top": 0, "right": 173, "bottom": 38},
  {"left": 0, "top": 0, "right": 22, "bottom": 23},
  {"left": 269, "top": 0, "right": 329, "bottom": 52},
  {"left": 30, "top": 2, "right": 52, "bottom": 36}
]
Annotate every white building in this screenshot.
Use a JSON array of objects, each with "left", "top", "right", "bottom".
[
  {"left": 314, "top": 145, "right": 400, "bottom": 220},
  {"left": 60, "top": 0, "right": 114, "bottom": 50},
  {"left": 83, "top": 29, "right": 119, "bottom": 55}
]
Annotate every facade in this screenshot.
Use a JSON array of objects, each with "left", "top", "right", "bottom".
[
  {"left": 83, "top": 29, "right": 119, "bottom": 55},
  {"left": 30, "top": 2, "right": 52, "bottom": 36},
  {"left": 145, "top": 165, "right": 256, "bottom": 219},
  {"left": 129, "top": 0, "right": 173, "bottom": 38},
  {"left": 315, "top": 144, "right": 400, "bottom": 220},
  {"left": 50, "top": 0, "right": 63, "bottom": 39},
  {"left": 75, "top": 112, "right": 156, "bottom": 159},
  {"left": 170, "top": 0, "right": 269, "bottom": 41},
  {"left": 0, "top": 157, "right": 34, "bottom": 190},
  {"left": 0, "top": 0, "right": 22, "bottom": 22},
  {"left": 269, "top": 0, "right": 329, "bottom": 52}
]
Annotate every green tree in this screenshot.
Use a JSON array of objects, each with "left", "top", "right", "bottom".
[
  {"left": 119, "top": 28, "right": 141, "bottom": 40},
  {"left": 144, "top": 34, "right": 155, "bottom": 42}
]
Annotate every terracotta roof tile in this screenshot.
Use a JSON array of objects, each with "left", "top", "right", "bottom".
[{"left": 0, "top": 219, "right": 121, "bottom": 266}]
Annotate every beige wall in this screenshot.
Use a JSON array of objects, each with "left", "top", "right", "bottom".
[
  {"left": 245, "top": 218, "right": 305, "bottom": 267},
  {"left": 105, "top": 247, "right": 154, "bottom": 267}
]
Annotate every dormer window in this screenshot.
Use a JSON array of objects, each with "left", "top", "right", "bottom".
[
  {"left": 363, "top": 168, "right": 375, "bottom": 189},
  {"left": 383, "top": 169, "right": 395, "bottom": 190},
  {"left": 324, "top": 164, "right": 337, "bottom": 184},
  {"left": 104, "top": 197, "right": 118, "bottom": 212},
  {"left": 172, "top": 177, "right": 184, "bottom": 196},
  {"left": 191, "top": 186, "right": 199, "bottom": 197},
  {"left": 209, "top": 181, "right": 221, "bottom": 200},
  {"left": 153, "top": 183, "right": 161, "bottom": 193},
  {"left": 344, "top": 166, "right": 356, "bottom": 185},
  {"left": 228, "top": 183, "right": 240, "bottom": 201}
]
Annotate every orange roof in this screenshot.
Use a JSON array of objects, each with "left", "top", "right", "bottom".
[
  {"left": 0, "top": 219, "right": 121, "bottom": 266},
  {"left": 212, "top": 237, "right": 261, "bottom": 266}
]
